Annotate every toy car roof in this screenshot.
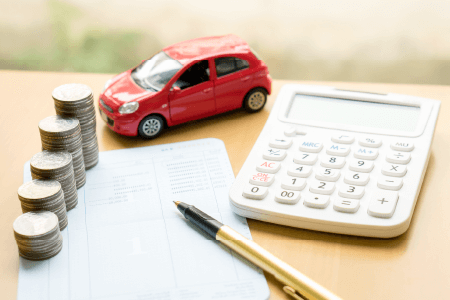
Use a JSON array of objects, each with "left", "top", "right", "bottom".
[{"left": 163, "top": 34, "right": 251, "bottom": 65}]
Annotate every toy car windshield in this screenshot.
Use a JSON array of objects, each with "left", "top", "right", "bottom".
[{"left": 131, "top": 51, "right": 182, "bottom": 91}]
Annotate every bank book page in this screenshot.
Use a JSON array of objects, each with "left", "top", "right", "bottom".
[{"left": 19, "top": 138, "right": 269, "bottom": 300}]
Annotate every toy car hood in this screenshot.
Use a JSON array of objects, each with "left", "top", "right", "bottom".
[{"left": 102, "top": 70, "right": 155, "bottom": 105}]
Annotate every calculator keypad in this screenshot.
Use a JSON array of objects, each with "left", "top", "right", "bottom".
[{"left": 241, "top": 133, "right": 415, "bottom": 220}]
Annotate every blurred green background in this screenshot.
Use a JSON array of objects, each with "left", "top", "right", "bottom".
[{"left": 1, "top": 0, "right": 449, "bottom": 84}]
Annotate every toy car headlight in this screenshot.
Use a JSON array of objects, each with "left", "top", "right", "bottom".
[
  {"left": 102, "top": 79, "right": 113, "bottom": 92},
  {"left": 119, "top": 102, "right": 139, "bottom": 114}
]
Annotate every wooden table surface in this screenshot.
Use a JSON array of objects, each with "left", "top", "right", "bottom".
[{"left": 1, "top": 70, "right": 449, "bottom": 300}]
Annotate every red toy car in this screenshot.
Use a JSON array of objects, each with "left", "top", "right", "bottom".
[{"left": 99, "top": 34, "right": 272, "bottom": 138}]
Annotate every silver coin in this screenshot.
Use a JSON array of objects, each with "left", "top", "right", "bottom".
[
  {"left": 30, "top": 151, "right": 72, "bottom": 172},
  {"left": 39, "top": 115, "right": 79, "bottom": 136},
  {"left": 18, "top": 180, "right": 61, "bottom": 201},
  {"left": 52, "top": 83, "right": 93, "bottom": 102},
  {"left": 13, "top": 211, "right": 59, "bottom": 237}
]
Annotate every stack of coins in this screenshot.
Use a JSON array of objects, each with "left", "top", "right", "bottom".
[
  {"left": 18, "top": 179, "right": 68, "bottom": 230},
  {"left": 30, "top": 150, "right": 78, "bottom": 211},
  {"left": 13, "top": 211, "right": 63, "bottom": 261},
  {"left": 38, "top": 115, "right": 86, "bottom": 188},
  {"left": 53, "top": 84, "right": 99, "bottom": 170}
]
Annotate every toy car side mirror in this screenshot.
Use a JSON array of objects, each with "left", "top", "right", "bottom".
[{"left": 171, "top": 86, "right": 181, "bottom": 93}]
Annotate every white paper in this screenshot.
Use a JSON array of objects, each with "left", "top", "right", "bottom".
[{"left": 18, "top": 138, "right": 269, "bottom": 300}]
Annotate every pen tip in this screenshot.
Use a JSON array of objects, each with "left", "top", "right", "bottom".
[{"left": 173, "top": 201, "right": 180, "bottom": 207}]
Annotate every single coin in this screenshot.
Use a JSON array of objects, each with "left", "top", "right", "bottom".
[
  {"left": 13, "top": 211, "right": 59, "bottom": 237},
  {"left": 39, "top": 115, "right": 79, "bottom": 136},
  {"left": 52, "top": 84, "right": 92, "bottom": 102},
  {"left": 18, "top": 180, "right": 61, "bottom": 201},
  {"left": 30, "top": 151, "right": 72, "bottom": 172}
]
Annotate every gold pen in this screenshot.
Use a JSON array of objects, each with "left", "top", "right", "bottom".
[{"left": 174, "top": 201, "right": 342, "bottom": 300}]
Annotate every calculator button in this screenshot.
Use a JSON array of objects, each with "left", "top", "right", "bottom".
[
  {"left": 381, "top": 164, "right": 407, "bottom": 177},
  {"left": 338, "top": 184, "right": 365, "bottom": 199},
  {"left": 320, "top": 155, "right": 346, "bottom": 169},
  {"left": 315, "top": 167, "right": 340, "bottom": 182},
  {"left": 333, "top": 198, "right": 360, "bottom": 213},
  {"left": 354, "top": 147, "right": 379, "bottom": 160},
  {"left": 274, "top": 189, "right": 301, "bottom": 204},
  {"left": 326, "top": 144, "right": 351, "bottom": 156},
  {"left": 391, "top": 141, "right": 414, "bottom": 152},
  {"left": 242, "top": 185, "right": 268, "bottom": 200},
  {"left": 309, "top": 180, "right": 335, "bottom": 195},
  {"left": 331, "top": 134, "right": 354, "bottom": 144},
  {"left": 359, "top": 137, "right": 382, "bottom": 148},
  {"left": 256, "top": 160, "right": 281, "bottom": 174},
  {"left": 269, "top": 137, "right": 293, "bottom": 149},
  {"left": 344, "top": 172, "right": 370, "bottom": 186},
  {"left": 298, "top": 141, "right": 323, "bottom": 153},
  {"left": 281, "top": 176, "right": 306, "bottom": 191},
  {"left": 249, "top": 172, "right": 275, "bottom": 187},
  {"left": 263, "top": 148, "right": 287, "bottom": 161},
  {"left": 293, "top": 152, "right": 318, "bottom": 165},
  {"left": 287, "top": 165, "right": 312, "bottom": 178},
  {"left": 377, "top": 176, "right": 403, "bottom": 191},
  {"left": 284, "top": 127, "right": 296, "bottom": 137},
  {"left": 368, "top": 191, "right": 399, "bottom": 218},
  {"left": 303, "top": 194, "right": 330, "bottom": 209},
  {"left": 349, "top": 159, "right": 374, "bottom": 173},
  {"left": 386, "top": 151, "right": 411, "bottom": 164}
]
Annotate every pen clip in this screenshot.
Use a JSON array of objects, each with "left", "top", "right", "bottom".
[{"left": 283, "top": 286, "right": 307, "bottom": 300}]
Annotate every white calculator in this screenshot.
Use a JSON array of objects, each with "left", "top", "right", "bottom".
[{"left": 229, "top": 84, "right": 440, "bottom": 238}]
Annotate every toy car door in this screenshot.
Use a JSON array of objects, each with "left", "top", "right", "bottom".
[
  {"left": 213, "top": 56, "right": 253, "bottom": 113},
  {"left": 169, "top": 60, "right": 216, "bottom": 124}
]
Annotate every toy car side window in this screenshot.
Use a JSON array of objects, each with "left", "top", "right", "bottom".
[
  {"left": 215, "top": 57, "right": 249, "bottom": 78},
  {"left": 173, "top": 60, "right": 210, "bottom": 90}
]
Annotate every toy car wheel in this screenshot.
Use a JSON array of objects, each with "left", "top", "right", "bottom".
[
  {"left": 138, "top": 115, "right": 164, "bottom": 139},
  {"left": 244, "top": 88, "right": 267, "bottom": 113}
]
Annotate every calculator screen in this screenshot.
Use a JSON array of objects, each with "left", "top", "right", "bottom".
[{"left": 287, "top": 94, "right": 420, "bottom": 132}]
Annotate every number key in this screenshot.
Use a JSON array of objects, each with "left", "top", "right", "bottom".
[
  {"left": 293, "top": 152, "right": 318, "bottom": 165},
  {"left": 338, "top": 184, "right": 365, "bottom": 199},
  {"left": 242, "top": 185, "right": 268, "bottom": 200},
  {"left": 315, "top": 167, "right": 340, "bottom": 182},
  {"left": 281, "top": 176, "right": 306, "bottom": 191},
  {"left": 344, "top": 172, "right": 370, "bottom": 186},
  {"left": 309, "top": 180, "right": 335, "bottom": 195},
  {"left": 349, "top": 159, "right": 374, "bottom": 173},
  {"left": 287, "top": 165, "right": 312, "bottom": 178},
  {"left": 320, "top": 155, "right": 346, "bottom": 168},
  {"left": 275, "top": 189, "right": 301, "bottom": 204}
]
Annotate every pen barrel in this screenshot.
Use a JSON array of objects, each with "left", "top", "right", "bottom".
[
  {"left": 183, "top": 206, "right": 223, "bottom": 238},
  {"left": 216, "top": 226, "right": 342, "bottom": 300}
]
